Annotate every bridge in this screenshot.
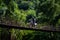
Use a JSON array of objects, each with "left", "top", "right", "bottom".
[
  {"left": 0, "top": 22, "right": 60, "bottom": 32},
  {"left": 0, "top": 20, "right": 60, "bottom": 40}
]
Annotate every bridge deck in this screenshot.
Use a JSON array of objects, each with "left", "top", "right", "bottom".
[{"left": 0, "top": 23, "right": 60, "bottom": 32}]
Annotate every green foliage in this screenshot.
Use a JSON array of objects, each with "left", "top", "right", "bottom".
[
  {"left": 3, "top": 0, "right": 11, "bottom": 5},
  {"left": 0, "top": 0, "right": 60, "bottom": 26},
  {"left": 18, "top": 1, "right": 29, "bottom": 10}
]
